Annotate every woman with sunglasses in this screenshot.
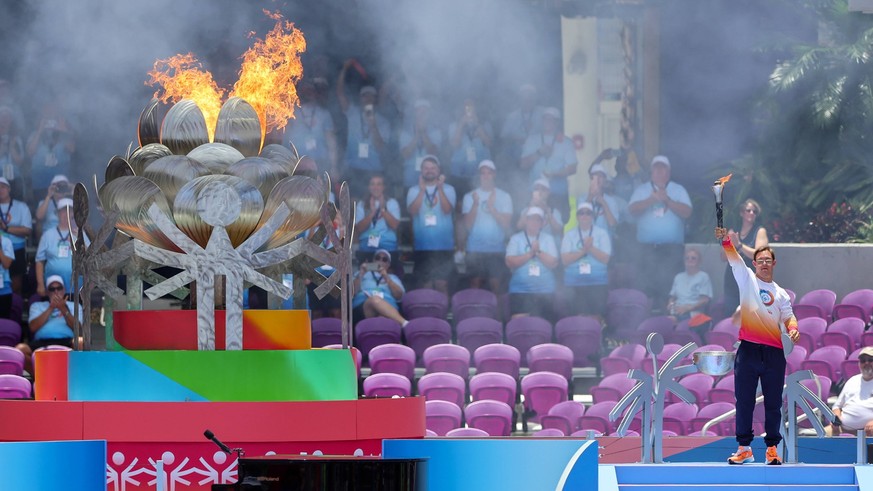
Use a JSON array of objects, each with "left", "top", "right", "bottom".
[
  {"left": 722, "top": 199, "right": 769, "bottom": 316},
  {"left": 352, "top": 249, "right": 408, "bottom": 326}
]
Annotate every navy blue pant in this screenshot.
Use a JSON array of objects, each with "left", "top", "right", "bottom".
[{"left": 734, "top": 340, "right": 786, "bottom": 447}]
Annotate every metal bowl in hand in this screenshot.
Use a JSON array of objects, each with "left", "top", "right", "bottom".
[{"left": 692, "top": 351, "right": 735, "bottom": 376}]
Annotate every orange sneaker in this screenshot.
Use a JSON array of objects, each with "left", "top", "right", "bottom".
[
  {"left": 766, "top": 445, "right": 782, "bottom": 465},
  {"left": 728, "top": 446, "right": 754, "bottom": 465}
]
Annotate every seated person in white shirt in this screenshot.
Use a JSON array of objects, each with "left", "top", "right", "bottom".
[
  {"left": 352, "top": 249, "right": 408, "bottom": 326},
  {"left": 667, "top": 247, "right": 713, "bottom": 322},
  {"left": 830, "top": 347, "right": 873, "bottom": 436},
  {"left": 15, "top": 275, "right": 82, "bottom": 373}
]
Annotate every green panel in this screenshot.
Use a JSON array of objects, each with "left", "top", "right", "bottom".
[{"left": 125, "top": 350, "right": 357, "bottom": 401}]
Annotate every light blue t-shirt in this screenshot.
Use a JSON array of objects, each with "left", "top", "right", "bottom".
[
  {"left": 506, "top": 231, "right": 558, "bottom": 293},
  {"left": 37, "top": 198, "right": 62, "bottom": 231},
  {"left": 670, "top": 270, "right": 713, "bottom": 314},
  {"left": 407, "top": 184, "right": 456, "bottom": 251},
  {"left": 344, "top": 105, "right": 391, "bottom": 172},
  {"left": 283, "top": 103, "right": 334, "bottom": 170},
  {"left": 462, "top": 187, "right": 513, "bottom": 253},
  {"left": 0, "top": 235, "right": 12, "bottom": 295},
  {"left": 501, "top": 107, "right": 544, "bottom": 146},
  {"left": 447, "top": 122, "right": 493, "bottom": 179},
  {"left": 398, "top": 125, "right": 444, "bottom": 188},
  {"left": 561, "top": 225, "right": 611, "bottom": 287},
  {"left": 29, "top": 300, "right": 82, "bottom": 340},
  {"left": 355, "top": 198, "right": 401, "bottom": 252},
  {"left": 521, "top": 133, "right": 577, "bottom": 196},
  {"left": 0, "top": 199, "right": 32, "bottom": 250},
  {"left": 352, "top": 271, "right": 405, "bottom": 309},
  {"left": 36, "top": 227, "right": 90, "bottom": 289},
  {"left": 628, "top": 181, "right": 692, "bottom": 244},
  {"left": 31, "top": 141, "right": 72, "bottom": 190},
  {"left": 576, "top": 193, "right": 628, "bottom": 232}
]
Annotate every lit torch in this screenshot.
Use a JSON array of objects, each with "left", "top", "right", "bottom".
[{"left": 712, "top": 174, "right": 732, "bottom": 228}]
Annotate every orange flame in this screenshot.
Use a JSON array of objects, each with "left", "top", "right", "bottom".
[
  {"left": 146, "top": 11, "right": 305, "bottom": 146},
  {"left": 146, "top": 53, "right": 225, "bottom": 141},
  {"left": 231, "top": 13, "right": 306, "bottom": 139},
  {"left": 715, "top": 173, "right": 733, "bottom": 185}
]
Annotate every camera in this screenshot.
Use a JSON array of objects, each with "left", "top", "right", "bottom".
[
  {"left": 54, "top": 182, "right": 69, "bottom": 193},
  {"left": 363, "top": 104, "right": 374, "bottom": 118},
  {"left": 363, "top": 262, "right": 380, "bottom": 272}
]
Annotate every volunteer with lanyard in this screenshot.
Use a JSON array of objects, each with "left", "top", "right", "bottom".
[
  {"left": 35, "top": 174, "right": 71, "bottom": 235},
  {"left": 0, "top": 177, "right": 31, "bottom": 295},
  {"left": 398, "top": 99, "right": 442, "bottom": 188},
  {"left": 354, "top": 174, "right": 401, "bottom": 267},
  {"left": 505, "top": 206, "right": 559, "bottom": 320},
  {"left": 351, "top": 249, "right": 408, "bottom": 326},
  {"left": 561, "top": 201, "right": 611, "bottom": 320},
  {"left": 35, "top": 198, "right": 88, "bottom": 297},
  {"left": 406, "top": 155, "right": 456, "bottom": 294}
]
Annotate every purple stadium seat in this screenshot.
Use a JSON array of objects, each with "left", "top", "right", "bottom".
[
  {"left": 521, "top": 371, "right": 568, "bottom": 423},
  {"left": 311, "top": 317, "right": 342, "bottom": 348},
  {"left": 368, "top": 343, "right": 415, "bottom": 381},
  {"left": 795, "top": 289, "right": 838, "bottom": 320},
  {"left": 600, "top": 343, "right": 647, "bottom": 377},
  {"left": 0, "top": 346, "right": 24, "bottom": 376},
  {"left": 404, "top": 317, "right": 452, "bottom": 365},
  {"left": 833, "top": 289, "right": 873, "bottom": 323},
  {"left": 786, "top": 345, "right": 809, "bottom": 374},
  {"left": 796, "top": 317, "right": 828, "bottom": 353},
  {"left": 505, "top": 316, "right": 552, "bottom": 367},
  {"left": 708, "top": 374, "right": 735, "bottom": 404},
  {"left": 579, "top": 401, "right": 616, "bottom": 435},
  {"left": 354, "top": 317, "right": 402, "bottom": 362},
  {"left": 610, "top": 429, "right": 640, "bottom": 437},
  {"left": 554, "top": 316, "right": 603, "bottom": 368},
  {"left": 0, "top": 374, "right": 31, "bottom": 399},
  {"left": 606, "top": 288, "right": 651, "bottom": 341},
  {"left": 452, "top": 289, "right": 499, "bottom": 323},
  {"left": 425, "top": 429, "right": 438, "bottom": 437},
  {"left": 821, "top": 317, "right": 865, "bottom": 353},
  {"left": 9, "top": 294, "right": 22, "bottom": 324},
  {"left": 662, "top": 430, "right": 679, "bottom": 437},
  {"left": 469, "top": 372, "right": 517, "bottom": 406},
  {"left": 785, "top": 289, "right": 797, "bottom": 304},
  {"left": 446, "top": 427, "right": 489, "bottom": 437},
  {"left": 534, "top": 428, "right": 565, "bottom": 437},
  {"left": 540, "top": 400, "right": 586, "bottom": 435},
  {"left": 632, "top": 316, "right": 676, "bottom": 345},
  {"left": 801, "top": 345, "right": 848, "bottom": 382},
  {"left": 641, "top": 343, "right": 686, "bottom": 376},
  {"left": 464, "top": 400, "right": 514, "bottom": 436},
  {"left": 590, "top": 373, "right": 636, "bottom": 404},
  {"left": 362, "top": 372, "right": 411, "bottom": 398},
  {"left": 690, "top": 402, "right": 735, "bottom": 435},
  {"left": 423, "top": 343, "right": 471, "bottom": 379},
  {"left": 417, "top": 372, "right": 467, "bottom": 408},
  {"left": 401, "top": 289, "right": 449, "bottom": 320},
  {"left": 526, "top": 343, "right": 574, "bottom": 381},
  {"left": 842, "top": 348, "right": 863, "bottom": 380},
  {"left": 662, "top": 402, "right": 698, "bottom": 435},
  {"left": 667, "top": 319, "right": 702, "bottom": 346},
  {"left": 688, "top": 430, "right": 718, "bottom": 437},
  {"left": 474, "top": 343, "right": 521, "bottom": 379},
  {"left": 706, "top": 318, "right": 738, "bottom": 350},
  {"left": 456, "top": 317, "right": 503, "bottom": 355},
  {"left": 426, "top": 399, "right": 463, "bottom": 436},
  {"left": 666, "top": 373, "right": 714, "bottom": 405},
  {"left": 799, "top": 374, "right": 833, "bottom": 401},
  {"left": 0, "top": 319, "right": 21, "bottom": 347},
  {"left": 571, "top": 429, "right": 604, "bottom": 437}
]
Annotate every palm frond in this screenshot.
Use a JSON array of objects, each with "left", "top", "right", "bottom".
[
  {"left": 811, "top": 75, "right": 847, "bottom": 125},
  {"left": 770, "top": 47, "right": 826, "bottom": 91}
]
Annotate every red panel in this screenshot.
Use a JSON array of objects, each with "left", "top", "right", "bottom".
[
  {"left": 356, "top": 397, "right": 426, "bottom": 440},
  {"left": 0, "top": 401, "right": 84, "bottom": 441},
  {"left": 33, "top": 350, "right": 69, "bottom": 401},
  {"left": 113, "top": 310, "right": 311, "bottom": 350}
]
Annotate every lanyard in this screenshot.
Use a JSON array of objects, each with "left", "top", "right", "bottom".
[
  {"left": 359, "top": 109, "right": 371, "bottom": 139},
  {"left": 371, "top": 204, "right": 382, "bottom": 226},
  {"left": 0, "top": 199, "right": 12, "bottom": 228},
  {"left": 523, "top": 231, "right": 539, "bottom": 252},
  {"left": 424, "top": 186, "right": 438, "bottom": 209},
  {"left": 370, "top": 272, "right": 384, "bottom": 285},
  {"left": 57, "top": 227, "right": 70, "bottom": 243},
  {"left": 577, "top": 224, "right": 591, "bottom": 252}
]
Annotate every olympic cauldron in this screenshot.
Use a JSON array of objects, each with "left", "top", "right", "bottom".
[{"left": 76, "top": 97, "right": 353, "bottom": 353}]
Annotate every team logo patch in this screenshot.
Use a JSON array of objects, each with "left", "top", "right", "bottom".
[{"left": 759, "top": 289, "right": 775, "bottom": 306}]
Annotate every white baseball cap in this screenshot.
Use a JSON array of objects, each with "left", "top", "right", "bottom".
[
  {"left": 359, "top": 86, "right": 377, "bottom": 96},
  {"left": 577, "top": 201, "right": 595, "bottom": 213},
  {"left": 51, "top": 175, "right": 69, "bottom": 185},
  {"left": 533, "top": 177, "right": 550, "bottom": 191},
  {"left": 589, "top": 163, "right": 609, "bottom": 177},
  {"left": 543, "top": 107, "right": 561, "bottom": 119},
  {"left": 651, "top": 155, "right": 671, "bottom": 168},
  {"left": 526, "top": 206, "right": 545, "bottom": 218},
  {"left": 46, "top": 275, "right": 64, "bottom": 288},
  {"left": 0, "top": 177, "right": 10, "bottom": 188},
  {"left": 478, "top": 160, "right": 496, "bottom": 171},
  {"left": 57, "top": 198, "right": 74, "bottom": 210}
]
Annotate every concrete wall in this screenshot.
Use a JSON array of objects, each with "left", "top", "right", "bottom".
[{"left": 692, "top": 243, "right": 873, "bottom": 304}]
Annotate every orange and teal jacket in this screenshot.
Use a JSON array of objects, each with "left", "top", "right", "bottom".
[{"left": 723, "top": 237, "right": 795, "bottom": 349}]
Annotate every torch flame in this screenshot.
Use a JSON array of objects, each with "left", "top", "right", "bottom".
[
  {"left": 147, "top": 53, "right": 225, "bottom": 141},
  {"left": 715, "top": 173, "right": 733, "bottom": 185},
  {"left": 146, "top": 11, "right": 306, "bottom": 145},
  {"left": 231, "top": 11, "right": 306, "bottom": 140}
]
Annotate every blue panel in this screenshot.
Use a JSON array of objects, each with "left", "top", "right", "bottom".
[
  {"left": 383, "top": 439, "right": 598, "bottom": 491},
  {"left": 615, "top": 464, "right": 857, "bottom": 485},
  {"left": 665, "top": 437, "right": 865, "bottom": 465},
  {"left": 69, "top": 352, "right": 207, "bottom": 402},
  {"left": 0, "top": 440, "right": 106, "bottom": 490}
]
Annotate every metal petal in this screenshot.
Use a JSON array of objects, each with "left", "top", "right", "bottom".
[
  {"left": 99, "top": 176, "right": 179, "bottom": 251},
  {"left": 137, "top": 98, "right": 164, "bottom": 147},
  {"left": 104, "top": 156, "right": 135, "bottom": 185},
  {"left": 187, "top": 143, "right": 245, "bottom": 174},
  {"left": 160, "top": 99, "right": 209, "bottom": 155},
  {"left": 214, "top": 97, "right": 262, "bottom": 157},
  {"left": 259, "top": 143, "right": 297, "bottom": 174},
  {"left": 172, "top": 175, "right": 264, "bottom": 248},
  {"left": 224, "top": 156, "right": 290, "bottom": 201},
  {"left": 253, "top": 175, "right": 326, "bottom": 250},
  {"left": 142, "top": 155, "right": 211, "bottom": 210},
  {"left": 128, "top": 143, "right": 173, "bottom": 176}
]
